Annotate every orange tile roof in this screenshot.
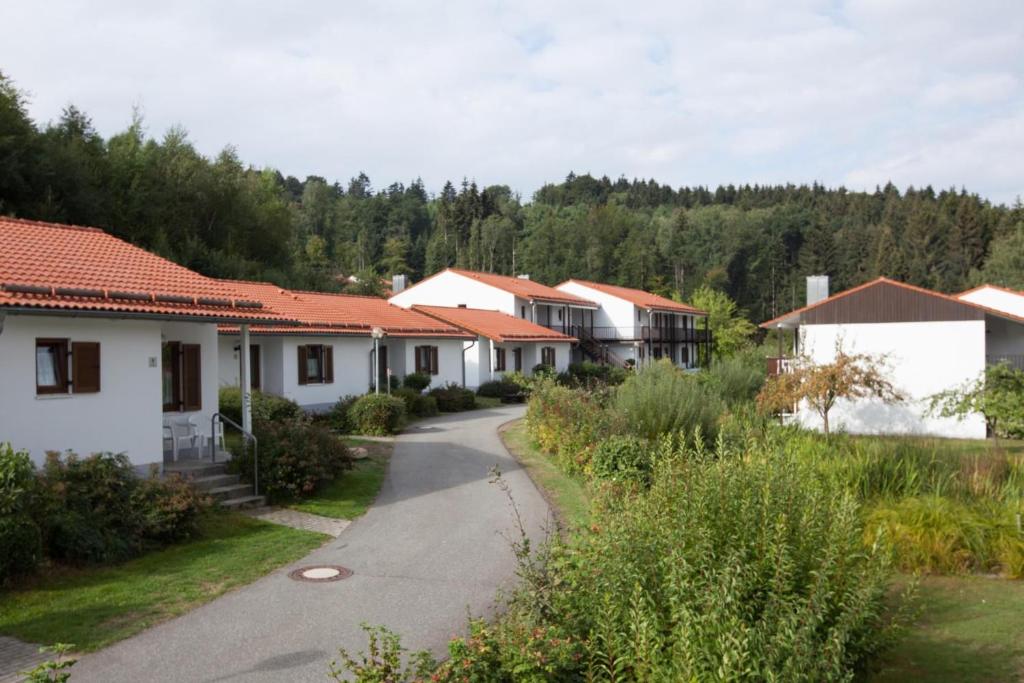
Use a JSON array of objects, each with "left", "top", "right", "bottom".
[
  {"left": 218, "top": 281, "right": 473, "bottom": 338},
  {"left": 412, "top": 305, "right": 577, "bottom": 343},
  {"left": 440, "top": 268, "right": 597, "bottom": 307},
  {"left": 0, "top": 217, "right": 291, "bottom": 322},
  {"left": 760, "top": 277, "right": 1024, "bottom": 328},
  {"left": 558, "top": 279, "right": 706, "bottom": 315}
]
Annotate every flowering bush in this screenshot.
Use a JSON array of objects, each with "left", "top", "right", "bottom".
[
  {"left": 525, "top": 377, "right": 618, "bottom": 474},
  {"left": 238, "top": 419, "right": 351, "bottom": 502}
]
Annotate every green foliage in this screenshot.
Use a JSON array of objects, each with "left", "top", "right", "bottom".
[
  {"left": 560, "top": 361, "right": 628, "bottom": 387},
  {"left": 689, "top": 285, "right": 756, "bottom": 358},
  {"left": 700, "top": 347, "right": 767, "bottom": 406},
  {"left": 476, "top": 378, "right": 522, "bottom": 398},
  {"left": 0, "top": 443, "right": 42, "bottom": 582},
  {"left": 238, "top": 420, "right": 351, "bottom": 501},
  {"left": 21, "top": 643, "right": 76, "bottom": 683},
  {"left": 525, "top": 377, "right": 619, "bottom": 474},
  {"left": 325, "top": 395, "right": 359, "bottom": 433},
  {"left": 614, "top": 359, "right": 722, "bottom": 442},
  {"left": 401, "top": 372, "right": 431, "bottom": 392},
  {"left": 929, "top": 362, "right": 1024, "bottom": 439},
  {"left": 590, "top": 435, "right": 653, "bottom": 485},
  {"left": 429, "top": 383, "right": 476, "bottom": 412},
  {"left": 37, "top": 452, "right": 209, "bottom": 565},
  {"left": 974, "top": 223, "right": 1024, "bottom": 291},
  {"left": 348, "top": 394, "right": 407, "bottom": 435},
  {"left": 218, "top": 387, "right": 303, "bottom": 426},
  {"left": 393, "top": 387, "right": 439, "bottom": 418},
  {"left": 328, "top": 624, "right": 436, "bottom": 683}
]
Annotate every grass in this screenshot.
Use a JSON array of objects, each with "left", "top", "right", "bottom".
[
  {"left": 0, "top": 512, "right": 325, "bottom": 652},
  {"left": 872, "top": 575, "right": 1024, "bottom": 683},
  {"left": 474, "top": 395, "right": 504, "bottom": 409},
  {"left": 288, "top": 439, "right": 391, "bottom": 520},
  {"left": 499, "top": 419, "right": 590, "bottom": 528}
]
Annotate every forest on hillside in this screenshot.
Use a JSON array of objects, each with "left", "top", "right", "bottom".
[{"left": 2, "top": 70, "right": 1022, "bottom": 323}]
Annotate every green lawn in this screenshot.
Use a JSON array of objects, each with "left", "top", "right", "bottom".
[
  {"left": 499, "top": 419, "right": 590, "bottom": 528},
  {"left": 289, "top": 452, "right": 390, "bottom": 519},
  {"left": 0, "top": 513, "right": 325, "bottom": 652},
  {"left": 872, "top": 575, "right": 1024, "bottom": 682},
  {"left": 474, "top": 396, "right": 504, "bottom": 409}
]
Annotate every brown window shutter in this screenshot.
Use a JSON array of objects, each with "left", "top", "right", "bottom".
[
  {"left": 414, "top": 346, "right": 422, "bottom": 374},
  {"left": 182, "top": 344, "right": 202, "bottom": 411},
  {"left": 71, "top": 342, "right": 101, "bottom": 393},
  {"left": 297, "top": 345, "right": 308, "bottom": 385},
  {"left": 430, "top": 346, "right": 439, "bottom": 375},
  {"left": 324, "top": 346, "right": 334, "bottom": 383}
]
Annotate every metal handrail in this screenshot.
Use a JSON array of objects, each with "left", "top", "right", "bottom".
[{"left": 211, "top": 412, "right": 259, "bottom": 497}]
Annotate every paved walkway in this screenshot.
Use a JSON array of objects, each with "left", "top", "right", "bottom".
[
  {"left": 0, "top": 636, "right": 47, "bottom": 683},
  {"left": 70, "top": 405, "right": 549, "bottom": 682},
  {"left": 245, "top": 507, "right": 351, "bottom": 537}
]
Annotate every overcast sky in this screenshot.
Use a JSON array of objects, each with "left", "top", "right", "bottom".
[{"left": 5, "top": 1, "right": 1023, "bottom": 203}]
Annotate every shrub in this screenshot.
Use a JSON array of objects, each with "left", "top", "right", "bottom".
[
  {"left": 401, "top": 372, "right": 432, "bottom": 392},
  {"left": 614, "top": 359, "right": 723, "bottom": 442},
  {"left": 218, "top": 387, "right": 303, "bottom": 425},
  {"left": 525, "top": 377, "right": 619, "bottom": 474},
  {"left": 701, "top": 348, "right": 766, "bottom": 407},
  {"left": 590, "top": 434, "right": 653, "bottom": 484},
  {"left": 430, "top": 383, "right": 476, "bottom": 412},
  {"left": 132, "top": 474, "right": 209, "bottom": 544},
  {"left": 476, "top": 379, "right": 521, "bottom": 399},
  {"left": 393, "top": 388, "right": 439, "bottom": 418},
  {"left": 531, "top": 363, "right": 556, "bottom": 379},
  {"left": 0, "top": 443, "right": 42, "bottom": 582},
  {"left": 349, "top": 394, "right": 406, "bottom": 435},
  {"left": 239, "top": 420, "right": 351, "bottom": 501},
  {"left": 561, "top": 361, "right": 628, "bottom": 387},
  {"left": 325, "top": 395, "right": 359, "bottom": 433}
]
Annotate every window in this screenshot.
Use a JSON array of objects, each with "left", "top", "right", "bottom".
[
  {"left": 637, "top": 309, "right": 642, "bottom": 322},
  {"left": 541, "top": 346, "right": 556, "bottom": 367},
  {"left": 297, "top": 344, "right": 334, "bottom": 385},
  {"left": 557, "top": 309, "right": 563, "bottom": 322},
  {"left": 36, "top": 338, "right": 101, "bottom": 395},
  {"left": 513, "top": 347, "right": 522, "bottom": 372},
  {"left": 521, "top": 305, "right": 526, "bottom": 318},
  {"left": 162, "top": 342, "right": 201, "bottom": 411},
  {"left": 653, "top": 346, "right": 662, "bottom": 359},
  {"left": 494, "top": 347, "right": 506, "bottom": 371},
  {"left": 681, "top": 345, "right": 689, "bottom": 365},
  {"left": 415, "top": 345, "right": 439, "bottom": 375},
  {"left": 249, "top": 345, "right": 261, "bottom": 390}
]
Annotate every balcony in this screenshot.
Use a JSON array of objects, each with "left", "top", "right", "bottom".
[{"left": 987, "top": 354, "right": 1024, "bottom": 371}]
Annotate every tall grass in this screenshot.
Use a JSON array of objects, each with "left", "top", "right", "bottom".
[{"left": 613, "top": 359, "right": 722, "bottom": 442}]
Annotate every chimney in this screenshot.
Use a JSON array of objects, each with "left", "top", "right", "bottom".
[
  {"left": 806, "top": 275, "right": 829, "bottom": 306},
  {"left": 392, "top": 274, "right": 408, "bottom": 294},
  {"left": 517, "top": 274, "right": 530, "bottom": 280}
]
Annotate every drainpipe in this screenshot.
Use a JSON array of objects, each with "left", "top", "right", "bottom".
[
  {"left": 240, "top": 324, "right": 252, "bottom": 436},
  {"left": 462, "top": 337, "right": 477, "bottom": 387},
  {"left": 531, "top": 301, "right": 537, "bottom": 324}
]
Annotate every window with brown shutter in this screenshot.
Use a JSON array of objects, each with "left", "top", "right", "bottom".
[
  {"left": 541, "top": 346, "right": 556, "bottom": 367},
  {"left": 182, "top": 344, "right": 202, "bottom": 411},
  {"left": 298, "top": 344, "right": 330, "bottom": 384},
  {"left": 414, "top": 345, "right": 439, "bottom": 375},
  {"left": 494, "top": 347, "right": 506, "bottom": 372},
  {"left": 297, "top": 345, "right": 309, "bottom": 385},
  {"left": 324, "top": 345, "right": 334, "bottom": 383},
  {"left": 36, "top": 338, "right": 69, "bottom": 394},
  {"left": 163, "top": 342, "right": 181, "bottom": 410},
  {"left": 430, "top": 346, "right": 438, "bottom": 375},
  {"left": 513, "top": 347, "right": 522, "bottom": 372},
  {"left": 71, "top": 342, "right": 100, "bottom": 393}
]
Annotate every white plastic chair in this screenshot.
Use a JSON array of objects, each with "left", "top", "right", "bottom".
[
  {"left": 211, "top": 419, "right": 226, "bottom": 456},
  {"left": 163, "top": 416, "right": 200, "bottom": 460}
]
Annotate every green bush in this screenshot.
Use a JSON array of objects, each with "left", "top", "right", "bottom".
[
  {"left": 401, "top": 372, "right": 432, "bottom": 392},
  {"left": 325, "top": 395, "right": 359, "bottom": 433},
  {"left": 526, "top": 377, "right": 619, "bottom": 474},
  {"left": 429, "top": 383, "right": 476, "bottom": 412},
  {"left": 0, "top": 443, "right": 42, "bottom": 583},
  {"left": 239, "top": 419, "right": 351, "bottom": 502},
  {"left": 476, "top": 379, "right": 522, "bottom": 399},
  {"left": 560, "top": 361, "right": 628, "bottom": 387},
  {"left": 438, "top": 452, "right": 901, "bottom": 681},
  {"left": 38, "top": 452, "right": 210, "bottom": 565},
  {"left": 218, "top": 387, "right": 303, "bottom": 425},
  {"left": 590, "top": 434, "right": 653, "bottom": 484},
  {"left": 614, "top": 359, "right": 723, "bottom": 443},
  {"left": 349, "top": 394, "right": 406, "bottom": 435},
  {"left": 531, "top": 363, "right": 556, "bottom": 379},
  {"left": 701, "top": 348, "right": 766, "bottom": 407},
  {"left": 394, "top": 388, "right": 440, "bottom": 418}
]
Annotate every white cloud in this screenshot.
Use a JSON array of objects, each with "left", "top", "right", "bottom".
[{"left": 3, "top": 0, "right": 1023, "bottom": 202}]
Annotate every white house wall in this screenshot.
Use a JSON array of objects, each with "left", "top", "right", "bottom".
[
  {"left": 390, "top": 338, "right": 465, "bottom": 389},
  {"left": 797, "top": 321, "right": 987, "bottom": 439},
  {"left": 960, "top": 288, "right": 1024, "bottom": 318},
  {"left": 556, "top": 282, "right": 637, "bottom": 337},
  {"left": 275, "top": 335, "right": 372, "bottom": 411},
  {"left": 389, "top": 271, "right": 516, "bottom": 314},
  {"left": 0, "top": 313, "right": 219, "bottom": 470}
]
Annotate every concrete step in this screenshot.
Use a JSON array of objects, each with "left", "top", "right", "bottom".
[
  {"left": 165, "top": 461, "right": 229, "bottom": 479},
  {"left": 221, "top": 495, "right": 267, "bottom": 510},
  {"left": 190, "top": 473, "right": 241, "bottom": 491},
  {"left": 207, "top": 483, "right": 255, "bottom": 502}
]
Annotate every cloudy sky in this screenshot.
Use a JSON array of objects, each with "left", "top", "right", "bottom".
[{"left": 5, "top": 1, "right": 1023, "bottom": 203}]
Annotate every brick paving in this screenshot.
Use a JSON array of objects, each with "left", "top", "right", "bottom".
[
  {"left": 244, "top": 507, "right": 350, "bottom": 537},
  {"left": 0, "top": 636, "right": 48, "bottom": 683}
]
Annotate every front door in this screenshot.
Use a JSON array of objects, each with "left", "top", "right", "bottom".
[{"left": 378, "top": 345, "right": 389, "bottom": 388}]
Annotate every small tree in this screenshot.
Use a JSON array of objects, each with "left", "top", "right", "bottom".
[
  {"left": 928, "top": 362, "right": 1024, "bottom": 445},
  {"left": 688, "top": 286, "right": 756, "bottom": 359},
  {"left": 757, "top": 345, "right": 904, "bottom": 437}
]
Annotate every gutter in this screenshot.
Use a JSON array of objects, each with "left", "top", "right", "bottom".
[
  {"left": 462, "top": 337, "right": 477, "bottom": 387},
  {"left": 1, "top": 306, "right": 300, "bottom": 326}
]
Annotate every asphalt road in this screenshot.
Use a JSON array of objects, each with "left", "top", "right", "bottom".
[{"left": 71, "top": 404, "right": 550, "bottom": 682}]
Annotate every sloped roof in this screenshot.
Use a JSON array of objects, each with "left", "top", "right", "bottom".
[
  {"left": 219, "top": 281, "right": 473, "bottom": 338},
  {"left": 558, "top": 279, "right": 706, "bottom": 315},
  {"left": 412, "top": 305, "right": 577, "bottom": 343},
  {"left": 957, "top": 283, "right": 1024, "bottom": 298},
  {"left": 761, "top": 277, "right": 1024, "bottom": 328},
  {"left": 0, "top": 216, "right": 289, "bottom": 322},
  {"left": 441, "top": 268, "right": 597, "bottom": 307}
]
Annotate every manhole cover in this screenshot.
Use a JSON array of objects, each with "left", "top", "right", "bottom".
[{"left": 288, "top": 565, "right": 353, "bottom": 582}]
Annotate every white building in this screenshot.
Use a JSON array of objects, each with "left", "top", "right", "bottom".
[
  {"left": 412, "top": 305, "right": 573, "bottom": 388},
  {"left": 217, "top": 282, "right": 473, "bottom": 410},
  {"left": 763, "top": 277, "right": 1024, "bottom": 439},
  {"left": 555, "top": 279, "right": 710, "bottom": 368},
  {"left": 0, "top": 217, "right": 291, "bottom": 471}
]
